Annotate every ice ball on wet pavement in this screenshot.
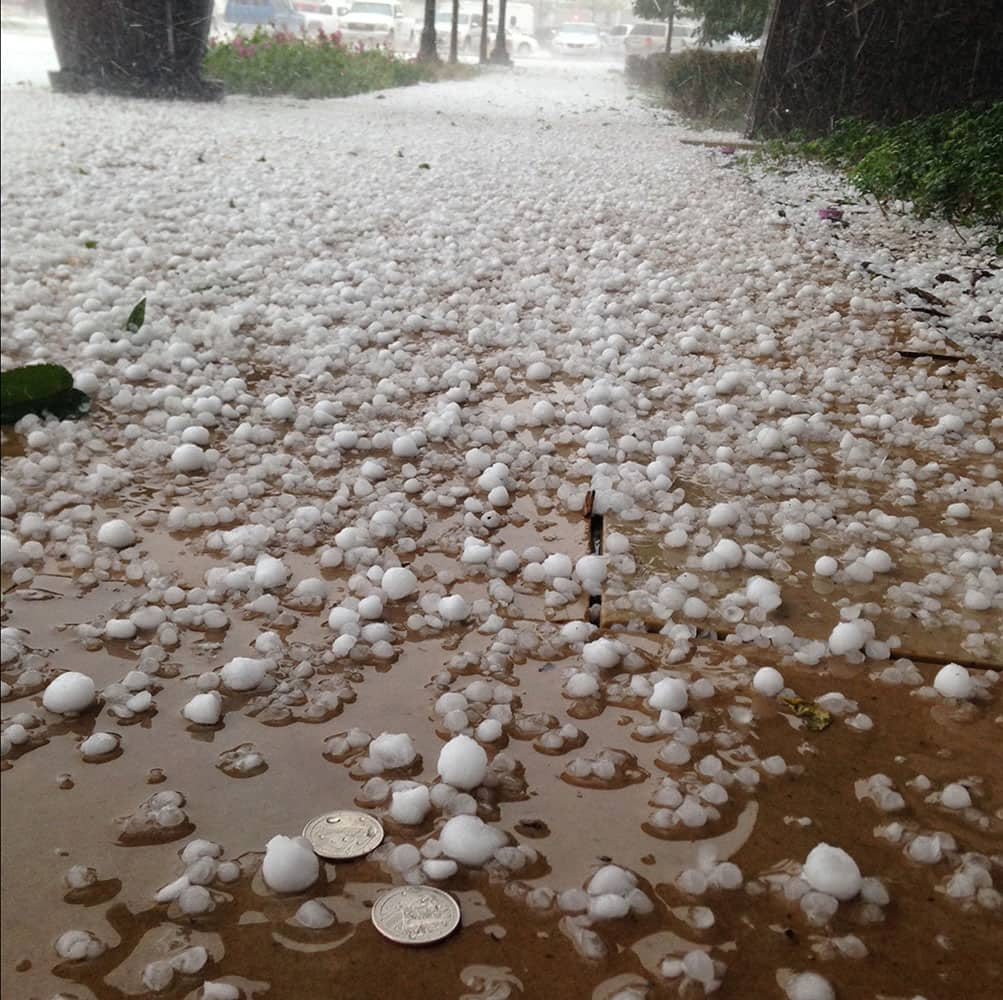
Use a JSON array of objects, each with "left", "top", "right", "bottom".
[
  {"left": 439, "top": 814, "right": 506, "bottom": 866},
  {"left": 389, "top": 843, "right": 422, "bottom": 873},
  {"left": 43, "top": 672, "right": 96, "bottom": 714},
  {"left": 220, "top": 656, "right": 270, "bottom": 691},
  {"left": 295, "top": 899, "right": 335, "bottom": 928},
  {"left": 753, "top": 667, "right": 785, "bottom": 697},
  {"left": 55, "top": 929, "right": 106, "bottom": 961},
  {"left": 179, "top": 884, "right": 214, "bottom": 915},
  {"left": 438, "top": 594, "right": 471, "bottom": 622},
  {"left": 941, "top": 783, "right": 972, "bottom": 809},
  {"left": 802, "top": 843, "right": 862, "bottom": 900},
  {"left": 253, "top": 555, "right": 289, "bottom": 590},
  {"left": 79, "top": 732, "right": 120, "bottom": 759},
  {"left": 814, "top": 556, "right": 838, "bottom": 577},
  {"left": 437, "top": 734, "right": 488, "bottom": 789},
  {"left": 785, "top": 971, "right": 835, "bottom": 1000},
  {"left": 97, "top": 518, "right": 135, "bottom": 549},
  {"left": 202, "top": 983, "right": 240, "bottom": 1000},
  {"left": 682, "top": 949, "right": 716, "bottom": 984},
  {"left": 182, "top": 691, "right": 222, "bottom": 725},
  {"left": 827, "top": 620, "right": 873, "bottom": 656},
  {"left": 262, "top": 834, "right": 319, "bottom": 892},
  {"left": 747, "top": 576, "right": 781, "bottom": 611},
  {"left": 587, "top": 864, "right": 637, "bottom": 897},
  {"left": 649, "top": 677, "right": 688, "bottom": 712},
  {"left": 575, "top": 555, "right": 607, "bottom": 595},
  {"left": 933, "top": 663, "right": 973, "bottom": 699},
  {"left": 583, "top": 637, "right": 623, "bottom": 670},
  {"left": 566, "top": 672, "right": 600, "bottom": 698},
  {"left": 382, "top": 567, "right": 418, "bottom": 600},
  {"left": 390, "top": 784, "right": 431, "bottom": 825},
  {"left": 171, "top": 443, "right": 206, "bottom": 473},
  {"left": 369, "top": 732, "right": 417, "bottom": 770},
  {"left": 561, "top": 621, "right": 596, "bottom": 644},
  {"left": 707, "top": 502, "right": 739, "bottom": 528}
]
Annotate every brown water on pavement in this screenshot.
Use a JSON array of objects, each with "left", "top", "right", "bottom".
[{"left": 3, "top": 556, "right": 1001, "bottom": 998}]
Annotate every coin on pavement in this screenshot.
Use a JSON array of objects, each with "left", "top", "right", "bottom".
[
  {"left": 302, "top": 810, "right": 384, "bottom": 860},
  {"left": 371, "top": 886, "right": 461, "bottom": 945}
]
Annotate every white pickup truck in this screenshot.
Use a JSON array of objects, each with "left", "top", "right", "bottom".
[{"left": 339, "top": 1, "right": 416, "bottom": 49}]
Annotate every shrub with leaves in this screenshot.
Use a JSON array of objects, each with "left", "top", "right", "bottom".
[
  {"left": 204, "top": 29, "right": 472, "bottom": 99},
  {"left": 629, "top": 49, "right": 758, "bottom": 129},
  {"left": 768, "top": 104, "right": 1003, "bottom": 232}
]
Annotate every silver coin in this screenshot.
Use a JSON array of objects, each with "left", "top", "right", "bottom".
[
  {"left": 302, "top": 810, "right": 384, "bottom": 860},
  {"left": 371, "top": 886, "right": 461, "bottom": 945}
]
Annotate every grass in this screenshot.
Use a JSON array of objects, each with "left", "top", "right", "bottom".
[
  {"left": 204, "top": 29, "right": 475, "bottom": 100},
  {"left": 760, "top": 103, "right": 1003, "bottom": 233}
]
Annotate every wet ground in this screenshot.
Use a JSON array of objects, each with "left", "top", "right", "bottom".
[{"left": 2, "top": 36, "right": 1002, "bottom": 1000}]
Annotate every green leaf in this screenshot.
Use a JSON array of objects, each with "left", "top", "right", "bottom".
[
  {"left": 125, "top": 297, "right": 147, "bottom": 333},
  {"left": 418, "top": 162, "right": 431, "bottom": 170},
  {"left": 84, "top": 239, "right": 98, "bottom": 249},
  {"left": 0, "top": 364, "right": 90, "bottom": 425}
]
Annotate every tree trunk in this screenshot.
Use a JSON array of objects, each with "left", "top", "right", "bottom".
[
  {"left": 748, "top": 0, "right": 1003, "bottom": 137},
  {"left": 418, "top": 0, "right": 438, "bottom": 61},
  {"left": 490, "top": 0, "right": 510, "bottom": 64},
  {"left": 449, "top": 0, "right": 459, "bottom": 63},
  {"left": 45, "top": 0, "right": 221, "bottom": 99},
  {"left": 479, "top": 0, "right": 489, "bottom": 63},
  {"left": 665, "top": 0, "right": 675, "bottom": 54}
]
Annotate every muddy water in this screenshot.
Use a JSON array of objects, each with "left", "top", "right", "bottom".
[{"left": 3, "top": 552, "right": 1001, "bottom": 999}]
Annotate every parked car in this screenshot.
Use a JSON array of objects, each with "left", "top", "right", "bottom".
[
  {"left": 434, "top": 11, "right": 476, "bottom": 51},
  {"left": 222, "top": 0, "right": 306, "bottom": 34},
  {"left": 623, "top": 19, "right": 700, "bottom": 59},
  {"left": 339, "top": 1, "right": 415, "bottom": 49},
  {"left": 507, "top": 27, "right": 539, "bottom": 56},
  {"left": 293, "top": 2, "right": 345, "bottom": 35},
  {"left": 551, "top": 22, "right": 601, "bottom": 56},
  {"left": 602, "top": 23, "right": 631, "bottom": 55},
  {"left": 474, "top": 20, "right": 540, "bottom": 56}
]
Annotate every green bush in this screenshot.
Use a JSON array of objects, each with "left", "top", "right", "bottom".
[
  {"left": 204, "top": 29, "right": 473, "bottom": 100},
  {"left": 765, "top": 104, "right": 1003, "bottom": 230},
  {"left": 629, "top": 49, "right": 758, "bottom": 129}
]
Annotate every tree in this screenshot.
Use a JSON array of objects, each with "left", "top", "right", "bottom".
[
  {"left": 479, "top": 0, "right": 490, "bottom": 63},
  {"left": 632, "top": 0, "right": 685, "bottom": 52},
  {"left": 632, "top": 0, "right": 771, "bottom": 44},
  {"left": 449, "top": 0, "right": 460, "bottom": 63},
  {"left": 490, "top": 0, "right": 511, "bottom": 64},
  {"left": 418, "top": 0, "right": 439, "bottom": 62}
]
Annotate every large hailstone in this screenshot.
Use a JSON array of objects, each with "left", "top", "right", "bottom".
[
  {"left": 381, "top": 567, "right": 418, "bottom": 600},
  {"left": 43, "top": 672, "right": 97, "bottom": 714},
  {"left": 220, "top": 656, "right": 270, "bottom": 691},
  {"left": 439, "top": 815, "right": 505, "bottom": 866},
  {"left": 802, "top": 842, "right": 862, "bottom": 900},
  {"left": 933, "top": 663, "right": 973, "bottom": 700},
  {"left": 437, "top": 734, "right": 488, "bottom": 790},
  {"left": 262, "top": 835, "right": 319, "bottom": 892},
  {"left": 97, "top": 519, "right": 135, "bottom": 549}
]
